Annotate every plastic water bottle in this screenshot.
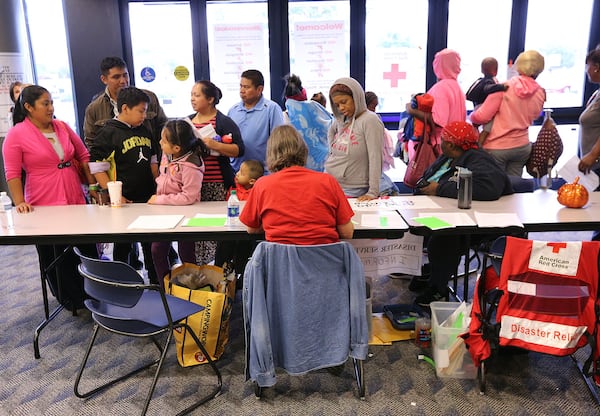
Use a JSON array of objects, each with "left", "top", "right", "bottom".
[
  {"left": 213, "top": 134, "right": 233, "bottom": 144},
  {"left": 0, "top": 192, "right": 14, "bottom": 230},
  {"left": 457, "top": 167, "right": 473, "bottom": 209},
  {"left": 226, "top": 190, "right": 240, "bottom": 226}
]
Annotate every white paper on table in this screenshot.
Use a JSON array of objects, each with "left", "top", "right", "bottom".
[
  {"left": 127, "top": 214, "right": 184, "bottom": 230},
  {"left": 557, "top": 155, "right": 599, "bottom": 192},
  {"left": 389, "top": 195, "right": 442, "bottom": 209},
  {"left": 474, "top": 211, "right": 524, "bottom": 228},
  {"left": 349, "top": 198, "right": 400, "bottom": 211},
  {"left": 349, "top": 196, "right": 442, "bottom": 211},
  {"left": 417, "top": 212, "right": 476, "bottom": 227},
  {"left": 360, "top": 212, "right": 408, "bottom": 228}
]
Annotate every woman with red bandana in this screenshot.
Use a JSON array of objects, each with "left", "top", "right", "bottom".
[
  {"left": 414, "top": 121, "right": 514, "bottom": 305},
  {"left": 416, "top": 121, "right": 512, "bottom": 199}
]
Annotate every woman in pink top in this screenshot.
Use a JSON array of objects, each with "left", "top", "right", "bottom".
[
  {"left": 406, "top": 49, "right": 467, "bottom": 154},
  {"left": 2, "top": 84, "right": 98, "bottom": 310},
  {"left": 470, "top": 50, "right": 546, "bottom": 177},
  {"left": 149, "top": 119, "right": 207, "bottom": 283},
  {"left": 4, "top": 85, "right": 96, "bottom": 209}
]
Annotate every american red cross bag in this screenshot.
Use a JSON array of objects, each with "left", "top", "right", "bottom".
[{"left": 496, "top": 237, "right": 599, "bottom": 357}]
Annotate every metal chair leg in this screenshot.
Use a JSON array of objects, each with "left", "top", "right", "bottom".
[
  {"left": 141, "top": 331, "right": 174, "bottom": 416},
  {"left": 74, "top": 324, "right": 162, "bottom": 400},
  {"left": 175, "top": 323, "right": 223, "bottom": 415},
  {"left": 571, "top": 355, "right": 600, "bottom": 405},
  {"left": 352, "top": 358, "right": 365, "bottom": 399},
  {"left": 254, "top": 382, "right": 263, "bottom": 398},
  {"left": 478, "top": 361, "right": 486, "bottom": 394}
]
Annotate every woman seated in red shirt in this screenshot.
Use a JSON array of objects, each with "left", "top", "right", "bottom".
[{"left": 240, "top": 125, "right": 354, "bottom": 244}]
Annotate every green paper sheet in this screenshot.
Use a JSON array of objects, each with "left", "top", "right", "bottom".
[
  {"left": 185, "top": 217, "right": 227, "bottom": 227},
  {"left": 412, "top": 216, "right": 454, "bottom": 230}
]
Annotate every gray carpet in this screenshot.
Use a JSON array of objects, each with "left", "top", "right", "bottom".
[{"left": 0, "top": 240, "right": 599, "bottom": 416}]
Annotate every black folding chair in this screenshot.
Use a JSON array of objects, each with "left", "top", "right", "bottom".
[{"left": 73, "top": 247, "right": 222, "bottom": 416}]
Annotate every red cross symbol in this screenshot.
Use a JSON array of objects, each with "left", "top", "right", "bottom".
[
  {"left": 383, "top": 64, "right": 407, "bottom": 87},
  {"left": 547, "top": 242, "right": 567, "bottom": 253}
]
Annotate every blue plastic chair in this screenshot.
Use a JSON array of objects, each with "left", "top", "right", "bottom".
[{"left": 73, "top": 247, "right": 222, "bottom": 416}]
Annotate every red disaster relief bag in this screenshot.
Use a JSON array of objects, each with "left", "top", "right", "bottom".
[
  {"left": 495, "top": 238, "right": 598, "bottom": 356},
  {"left": 464, "top": 237, "right": 600, "bottom": 386}
]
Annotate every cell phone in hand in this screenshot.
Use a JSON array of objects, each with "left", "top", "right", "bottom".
[{"left": 415, "top": 178, "right": 430, "bottom": 188}]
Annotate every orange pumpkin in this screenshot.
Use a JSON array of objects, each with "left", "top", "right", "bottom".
[{"left": 557, "top": 177, "right": 589, "bottom": 208}]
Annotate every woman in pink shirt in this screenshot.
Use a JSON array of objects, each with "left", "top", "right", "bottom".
[
  {"left": 149, "top": 119, "right": 207, "bottom": 282},
  {"left": 4, "top": 85, "right": 96, "bottom": 209},
  {"left": 3, "top": 84, "right": 98, "bottom": 310},
  {"left": 470, "top": 50, "right": 546, "bottom": 177}
]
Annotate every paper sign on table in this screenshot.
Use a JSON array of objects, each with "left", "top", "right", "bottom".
[{"left": 127, "top": 215, "right": 184, "bottom": 230}]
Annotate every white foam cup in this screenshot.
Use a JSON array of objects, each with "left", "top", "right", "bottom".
[{"left": 107, "top": 181, "right": 123, "bottom": 207}]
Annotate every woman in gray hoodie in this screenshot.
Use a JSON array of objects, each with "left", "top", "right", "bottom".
[{"left": 325, "top": 77, "right": 383, "bottom": 201}]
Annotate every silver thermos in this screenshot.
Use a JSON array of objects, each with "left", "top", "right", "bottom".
[{"left": 457, "top": 167, "right": 472, "bottom": 209}]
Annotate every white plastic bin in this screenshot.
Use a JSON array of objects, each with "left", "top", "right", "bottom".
[{"left": 430, "top": 301, "right": 477, "bottom": 379}]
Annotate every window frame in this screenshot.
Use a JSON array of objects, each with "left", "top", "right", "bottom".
[{"left": 116, "top": 0, "right": 600, "bottom": 126}]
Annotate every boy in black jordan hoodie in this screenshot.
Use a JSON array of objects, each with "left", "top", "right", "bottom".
[{"left": 89, "top": 86, "right": 159, "bottom": 282}]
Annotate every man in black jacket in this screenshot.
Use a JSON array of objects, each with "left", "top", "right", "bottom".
[{"left": 83, "top": 57, "right": 168, "bottom": 152}]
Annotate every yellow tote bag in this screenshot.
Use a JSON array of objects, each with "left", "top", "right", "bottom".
[{"left": 164, "top": 263, "right": 236, "bottom": 367}]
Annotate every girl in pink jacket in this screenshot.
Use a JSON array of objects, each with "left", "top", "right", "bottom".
[{"left": 149, "top": 119, "right": 207, "bottom": 283}]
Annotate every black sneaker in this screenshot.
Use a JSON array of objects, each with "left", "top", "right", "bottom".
[
  {"left": 388, "top": 272, "right": 412, "bottom": 280},
  {"left": 408, "top": 276, "right": 430, "bottom": 292},
  {"left": 129, "top": 258, "right": 144, "bottom": 270},
  {"left": 415, "top": 287, "right": 448, "bottom": 306},
  {"left": 390, "top": 263, "right": 431, "bottom": 283},
  {"left": 409, "top": 263, "right": 431, "bottom": 292}
]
